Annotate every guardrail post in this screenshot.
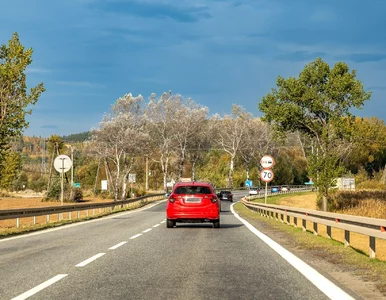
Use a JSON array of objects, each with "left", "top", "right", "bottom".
[
  {"left": 275, "top": 212, "right": 278, "bottom": 221},
  {"left": 344, "top": 230, "right": 350, "bottom": 247},
  {"left": 369, "top": 237, "right": 376, "bottom": 259},
  {"left": 46, "top": 215, "right": 49, "bottom": 224},
  {"left": 327, "top": 226, "right": 332, "bottom": 239},
  {"left": 93, "top": 209, "right": 95, "bottom": 216},
  {"left": 69, "top": 212, "right": 72, "bottom": 220},
  {"left": 86, "top": 210, "right": 89, "bottom": 217},
  {"left": 16, "top": 218, "right": 20, "bottom": 228},
  {"left": 293, "top": 217, "right": 297, "bottom": 227},
  {"left": 302, "top": 219, "right": 306, "bottom": 232},
  {"left": 77, "top": 211, "right": 80, "bottom": 219},
  {"left": 313, "top": 223, "right": 318, "bottom": 236},
  {"left": 33, "top": 216, "right": 36, "bottom": 225}
]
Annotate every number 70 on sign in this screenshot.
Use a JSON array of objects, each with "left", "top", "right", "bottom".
[{"left": 260, "top": 169, "right": 274, "bottom": 182}]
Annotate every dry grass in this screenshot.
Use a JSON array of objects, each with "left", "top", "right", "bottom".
[{"left": 272, "top": 193, "right": 386, "bottom": 261}]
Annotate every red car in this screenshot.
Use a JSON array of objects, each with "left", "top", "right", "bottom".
[{"left": 166, "top": 181, "right": 220, "bottom": 228}]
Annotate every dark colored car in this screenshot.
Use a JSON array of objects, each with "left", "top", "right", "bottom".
[
  {"left": 166, "top": 181, "right": 220, "bottom": 228},
  {"left": 217, "top": 190, "right": 233, "bottom": 202},
  {"left": 271, "top": 186, "right": 281, "bottom": 193}
]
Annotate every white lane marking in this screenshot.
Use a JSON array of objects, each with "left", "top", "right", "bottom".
[
  {"left": 130, "top": 234, "right": 142, "bottom": 239},
  {"left": 143, "top": 228, "right": 152, "bottom": 233},
  {"left": 153, "top": 224, "right": 160, "bottom": 228},
  {"left": 109, "top": 241, "right": 128, "bottom": 250},
  {"left": 230, "top": 204, "right": 355, "bottom": 300},
  {"left": 12, "top": 274, "right": 68, "bottom": 300},
  {"left": 160, "top": 220, "right": 166, "bottom": 224},
  {"left": 76, "top": 253, "right": 105, "bottom": 267},
  {"left": 0, "top": 200, "right": 167, "bottom": 243}
]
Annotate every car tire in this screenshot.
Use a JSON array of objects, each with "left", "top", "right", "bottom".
[
  {"left": 213, "top": 220, "right": 220, "bottom": 228},
  {"left": 166, "top": 219, "right": 175, "bottom": 228}
]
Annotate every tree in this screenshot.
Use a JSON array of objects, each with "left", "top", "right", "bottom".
[
  {"left": 211, "top": 105, "right": 252, "bottom": 188},
  {"left": 0, "top": 150, "right": 21, "bottom": 190},
  {"left": 90, "top": 94, "right": 148, "bottom": 201},
  {"left": 259, "top": 58, "right": 371, "bottom": 211},
  {"left": 145, "top": 92, "right": 179, "bottom": 193},
  {"left": 0, "top": 32, "right": 45, "bottom": 165}
]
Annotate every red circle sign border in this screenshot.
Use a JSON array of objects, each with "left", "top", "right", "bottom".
[
  {"left": 260, "top": 168, "right": 274, "bottom": 182},
  {"left": 260, "top": 155, "right": 275, "bottom": 169}
]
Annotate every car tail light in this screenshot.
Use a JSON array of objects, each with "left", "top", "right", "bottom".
[
  {"left": 204, "top": 195, "right": 217, "bottom": 203},
  {"left": 169, "top": 195, "right": 176, "bottom": 203}
]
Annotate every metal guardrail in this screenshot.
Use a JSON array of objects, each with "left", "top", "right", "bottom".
[
  {"left": 0, "top": 193, "right": 165, "bottom": 229},
  {"left": 242, "top": 198, "right": 386, "bottom": 259}
]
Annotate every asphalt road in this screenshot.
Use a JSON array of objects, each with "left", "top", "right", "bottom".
[{"left": 0, "top": 191, "right": 355, "bottom": 300}]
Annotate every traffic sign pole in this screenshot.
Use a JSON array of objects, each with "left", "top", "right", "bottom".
[{"left": 265, "top": 182, "right": 268, "bottom": 204}]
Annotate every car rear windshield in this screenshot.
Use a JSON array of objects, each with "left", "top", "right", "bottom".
[
  {"left": 220, "top": 191, "right": 231, "bottom": 194},
  {"left": 174, "top": 186, "right": 212, "bottom": 194}
]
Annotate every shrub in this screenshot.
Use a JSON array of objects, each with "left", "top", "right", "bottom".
[
  {"left": 328, "top": 190, "right": 386, "bottom": 211},
  {"left": 43, "top": 180, "right": 83, "bottom": 202}
]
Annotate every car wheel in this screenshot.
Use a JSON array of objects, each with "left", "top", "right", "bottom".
[
  {"left": 166, "top": 219, "right": 175, "bottom": 228},
  {"left": 213, "top": 220, "right": 220, "bottom": 228}
]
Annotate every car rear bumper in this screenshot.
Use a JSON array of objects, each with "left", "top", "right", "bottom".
[{"left": 167, "top": 210, "right": 219, "bottom": 221}]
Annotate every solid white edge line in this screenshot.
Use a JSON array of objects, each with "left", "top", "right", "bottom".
[
  {"left": 76, "top": 253, "right": 106, "bottom": 267},
  {"left": 230, "top": 203, "right": 355, "bottom": 300},
  {"left": 130, "top": 233, "right": 142, "bottom": 239},
  {"left": 160, "top": 221, "right": 166, "bottom": 223},
  {"left": 143, "top": 228, "right": 152, "bottom": 233},
  {"left": 11, "top": 274, "right": 68, "bottom": 300},
  {"left": 153, "top": 224, "right": 160, "bottom": 228},
  {"left": 109, "top": 241, "right": 128, "bottom": 250}
]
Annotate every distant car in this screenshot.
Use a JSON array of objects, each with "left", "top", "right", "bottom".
[
  {"left": 217, "top": 190, "right": 233, "bottom": 202},
  {"left": 281, "top": 186, "right": 290, "bottom": 192},
  {"left": 271, "top": 186, "right": 280, "bottom": 193},
  {"left": 249, "top": 187, "right": 259, "bottom": 195},
  {"left": 166, "top": 181, "right": 220, "bottom": 228}
]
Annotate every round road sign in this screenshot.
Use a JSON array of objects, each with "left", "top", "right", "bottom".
[
  {"left": 260, "top": 168, "right": 274, "bottom": 183},
  {"left": 260, "top": 155, "right": 275, "bottom": 169},
  {"left": 54, "top": 155, "right": 72, "bottom": 173}
]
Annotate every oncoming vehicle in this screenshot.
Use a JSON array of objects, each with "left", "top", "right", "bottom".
[
  {"left": 166, "top": 181, "right": 220, "bottom": 228},
  {"left": 217, "top": 190, "right": 233, "bottom": 202},
  {"left": 249, "top": 187, "right": 259, "bottom": 195},
  {"left": 281, "top": 186, "right": 290, "bottom": 192}
]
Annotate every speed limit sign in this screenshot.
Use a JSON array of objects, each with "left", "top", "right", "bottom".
[{"left": 260, "top": 168, "right": 274, "bottom": 183}]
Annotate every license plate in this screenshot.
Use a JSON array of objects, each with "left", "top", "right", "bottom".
[{"left": 185, "top": 197, "right": 201, "bottom": 203}]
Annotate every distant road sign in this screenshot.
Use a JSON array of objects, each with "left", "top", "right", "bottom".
[
  {"left": 73, "top": 183, "right": 81, "bottom": 188},
  {"left": 128, "top": 173, "right": 136, "bottom": 183},
  {"left": 54, "top": 155, "right": 72, "bottom": 173},
  {"left": 260, "top": 155, "right": 275, "bottom": 169},
  {"left": 260, "top": 169, "right": 274, "bottom": 183},
  {"left": 245, "top": 180, "right": 253, "bottom": 187}
]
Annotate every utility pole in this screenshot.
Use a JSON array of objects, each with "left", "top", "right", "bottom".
[
  {"left": 71, "top": 146, "right": 74, "bottom": 186},
  {"left": 145, "top": 156, "right": 149, "bottom": 191}
]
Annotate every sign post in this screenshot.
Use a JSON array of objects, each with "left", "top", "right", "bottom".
[
  {"left": 128, "top": 173, "right": 136, "bottom": 197},
  {"left": 260, "top": 155, "right": 275, "bottom": 204},
  {"left": 54, "top": 155, "right": 72, "bottom": 206}
]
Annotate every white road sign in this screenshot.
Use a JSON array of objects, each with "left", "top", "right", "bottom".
[
  {"left": 54, "top": 155, "right": 72, "bottom": 173},
  {"left": 260, "top": 155, "right": 275, "bottom": 169},
  {"left": 260, "top": 168, "right": 274, "bottom": 183},
  {"left": 128, "top": 173, "right": 136, "bottom": 183}
]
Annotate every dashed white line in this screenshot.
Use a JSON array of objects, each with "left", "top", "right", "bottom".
[
  {"left": 143, "top": 228, "right": 152, "bottom": 233},
  {"left": 109, "top": 241, "right": 128, "bottom": 250},
  {"left": 153, "top": 224, "right": 160, "bottom": 228},
  {"left": 130, "top": 234, "right": 142, "bottom": 239},
  {"left": 76, "top": 253, "right": 105, "bottom": 267},
  {"left": 160, "top": 220, "right": 166, "bottom": 224},
  {"left": 11, "top": 274, "right": 68, "bottom": 300}
]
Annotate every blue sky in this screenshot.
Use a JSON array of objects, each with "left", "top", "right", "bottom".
[{"left": 1, "top": 0, "right": 385, "bottom": 137}]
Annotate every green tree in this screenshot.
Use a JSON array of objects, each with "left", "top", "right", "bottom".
[
  {"left": 0, "top": 151, "right": 21, "bottom": 190},
  {"left": 259, "top": 58, "right": 371, "bottom": 211},
  {"left": 0, "top": 32, "right": 45, "bottom": 164}
]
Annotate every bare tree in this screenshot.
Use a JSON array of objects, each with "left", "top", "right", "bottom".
[
  {"left": 211, "top": 105, "right": 252, "bottom": 188},
  {"left": 173, "top": 98, "right": 208, "bottom": 179},
  {"left": 145, "top": 92, "right": 179, "bottom": 193},
  {"left": 89, "top": 94, "right": 148, "bottom": 201},
  {"left": 239, "top": 118, "right": 274, "bottom": 181}
]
